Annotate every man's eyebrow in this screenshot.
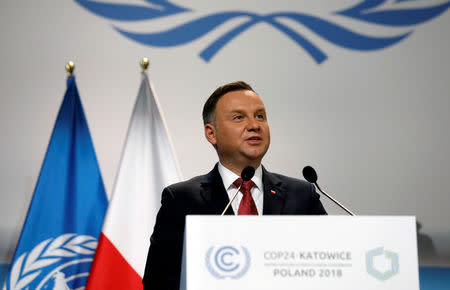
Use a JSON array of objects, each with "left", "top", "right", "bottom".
[
  {"left": 228, "top": 107, "right": 266, "bottom": 114},
  {"left": 255, "top": 108, "right": 266, "bottom": 113}
]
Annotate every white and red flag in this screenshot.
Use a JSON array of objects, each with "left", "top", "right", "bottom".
[{"left": 86, "top": 72, "right": 182, "bottom": 289}]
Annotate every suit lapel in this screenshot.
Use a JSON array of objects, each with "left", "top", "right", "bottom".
[
  {"left": 262, "top": 167, "right": 286, "bottom": 215},
  {"left": 200, "top": 164, "right": 234, "bottom": 215},
  {"left": 199, "top": 164, "right": 286, "bottom": 215}
]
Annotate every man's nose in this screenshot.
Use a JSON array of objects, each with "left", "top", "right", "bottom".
[{"left": 246, "top": 117, "right": 260, "bottom": 131}]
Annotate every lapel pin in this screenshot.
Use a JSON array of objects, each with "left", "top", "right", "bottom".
[{"left": 270, "top": 189, "right": 276, "bottom": 195}]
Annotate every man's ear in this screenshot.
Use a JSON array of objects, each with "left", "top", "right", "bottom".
[{"left": 204, "top": 123, "right": 217, "bottom": 146}]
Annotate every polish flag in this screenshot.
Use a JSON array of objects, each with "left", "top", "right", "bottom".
[{"left": 86, "top": 71, "right": 182, "bottom": 289}]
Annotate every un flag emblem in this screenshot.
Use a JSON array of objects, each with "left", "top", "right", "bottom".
[{"left": 205, "top": 246, "right": 251, "bottom": 279}]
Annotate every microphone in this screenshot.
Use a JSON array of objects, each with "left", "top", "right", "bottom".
[
  {"left": 221, "top": 166, "right": 255, "bottom": 216},
  {"left": 302, "top": 166, "right": 356, "bottom": 216}
]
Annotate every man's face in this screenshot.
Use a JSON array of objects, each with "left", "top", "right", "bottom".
[{"left": 205, "top": 90, "right": 270, "bottom": 172}]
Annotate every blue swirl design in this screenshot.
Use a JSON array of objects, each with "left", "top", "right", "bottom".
[
  {"left": 75, "top": 0, "right": 450, "bottom": 63},
  {"left": 75, "top": 0, "right": 189, "bottom": 21},
  {"left": 336, "top": 0, "right": 450, "bottom": 26}
]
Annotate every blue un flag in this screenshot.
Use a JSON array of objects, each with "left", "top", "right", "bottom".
[{"left": 3, "top": 76, "right": 108, "bottom": 290}]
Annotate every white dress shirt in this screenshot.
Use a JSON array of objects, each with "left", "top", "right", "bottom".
[{"left": 218, "top": 162, "right": 264, "bottom": 215}]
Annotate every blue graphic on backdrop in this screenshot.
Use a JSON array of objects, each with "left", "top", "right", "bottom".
[
  {"left": 76, "top": 0, "right": 449, "bottom": 63},
  {"left": 4, "top": 77, "right": 108, "bottom": 290}
]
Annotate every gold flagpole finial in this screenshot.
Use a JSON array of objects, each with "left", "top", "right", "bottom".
[
  {"left": 140, "top": 57, "right": 150, "bottom": 71},
  {"left": 65, "top": 61, "right": 75, "bottom": 77}
]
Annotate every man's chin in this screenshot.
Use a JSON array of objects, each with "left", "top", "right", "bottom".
[{"left": 242, "top": 151, "right": 266, "bottom": 164}]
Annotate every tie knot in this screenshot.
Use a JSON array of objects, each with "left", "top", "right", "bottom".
[
  {"left": 233, "top": 178, "right": 255, "bottom": 194},
  {"left": 233, "top": 178, "right": 258, "bottom": 215}
]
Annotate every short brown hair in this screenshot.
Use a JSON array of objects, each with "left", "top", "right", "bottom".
[{"left": 202, "top": 81, "right": 255, "bottom": 125}]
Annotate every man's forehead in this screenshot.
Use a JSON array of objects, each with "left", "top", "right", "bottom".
[
  {"left": 223, "top": 89, "right": 258, "bottom": 97},
  {"left": 218, "top": 89, "right": 265, "bottom": 107}
]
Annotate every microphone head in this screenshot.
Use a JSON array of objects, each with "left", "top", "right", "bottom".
[
  {"left": 302, "top": 166, "right": 318, "bottom": 183},
  {"left": 241, "top": 166, "right": 255, "bottom": 181}
]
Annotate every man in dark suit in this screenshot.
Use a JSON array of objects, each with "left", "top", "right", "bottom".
[{"left": 143, "top": 81, "right": 326, "bottom": 289}]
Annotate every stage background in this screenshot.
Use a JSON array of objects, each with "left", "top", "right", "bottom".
[{"left": 0, "top": 0, "right": 449, "bottom": 279}]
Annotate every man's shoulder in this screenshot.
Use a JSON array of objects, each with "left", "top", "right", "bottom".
[
  {"left": 166, "top": 174, "right": 207, "bottom": 192},
  {"left": 264, "top": 169, "right": 312, "bottom": 189},
  {"left": 166, "top": 164, "right": 220, "bottom": 192}
]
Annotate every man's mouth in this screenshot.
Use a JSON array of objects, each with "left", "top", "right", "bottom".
[{"left": 246, "top": 136, "right": 262, "bottom": 142}]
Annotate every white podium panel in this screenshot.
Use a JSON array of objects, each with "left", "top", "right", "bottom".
[{"left": 181, "top": 216, "right": 419, "bottom": 290}]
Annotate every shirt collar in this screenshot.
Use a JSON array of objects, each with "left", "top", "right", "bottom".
[{"left": 218, "top": 162, "right": 263, "bottom": 191}]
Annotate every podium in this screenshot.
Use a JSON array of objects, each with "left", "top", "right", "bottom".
[{"left": 180, "top": 216, "right": 419, "bottom": 290}]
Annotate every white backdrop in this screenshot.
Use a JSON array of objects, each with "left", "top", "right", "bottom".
[{"left": 0, "top": 0, "right": 449, "bottom": 266}]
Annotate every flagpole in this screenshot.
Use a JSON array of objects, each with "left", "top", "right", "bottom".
[
  {"left": 140, "top": 57, "right": 184, "bottom": 180},
  {"left": 65, "top": 61, "right": 75, "bottom": 77}
]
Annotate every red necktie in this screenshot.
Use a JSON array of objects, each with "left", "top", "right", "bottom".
[{"left": 233, "top": 178, "right": 258, "bottom": 215}]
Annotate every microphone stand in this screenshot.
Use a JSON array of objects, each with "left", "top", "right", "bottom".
[
  {"left": 314, "top": 182, "right": 356, "bottom": 216},
  {"left": 221, "top": 181, "right": 243, "bottom": 216}
]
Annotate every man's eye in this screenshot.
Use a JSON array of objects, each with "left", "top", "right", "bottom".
[
  {"left": 233, "top": 115, "right": 243, "bottom": 120},
  {"left": 256, "top": 114, "right": 264, "bottom": 119}
]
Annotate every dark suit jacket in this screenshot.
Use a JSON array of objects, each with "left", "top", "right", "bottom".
[{"left": 143, "top": 164, "right": 326, "bottom": 290}]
